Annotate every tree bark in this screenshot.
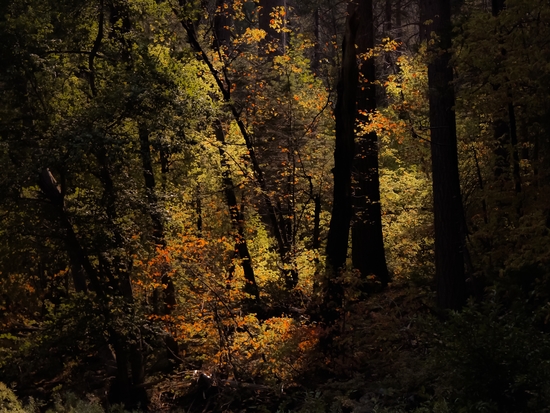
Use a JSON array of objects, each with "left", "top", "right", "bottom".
[
  {"left": 38, "top": 169, "right": 99, "bottom": 295},
  {"left": 313, "top": 6, "right": 321, "bottom": 74},
  {"left": 138, "top": 126, "right": 177, "bottom": 311},
  {"left": 508, "top": 102, "right": 522, "bottom": 196},
  {"left": 211, "top": 5, "right": 261, "bottom": 301},
  {"left": 323, "top": 3, "right": 359, "bottom": 318},
  {"left": 491, "top": 0, "right": 505, "bottom": 15},
  {"left": 138, "top": 125, "right": 180, "bottom": 365},
  {"left": 351, "top": 0, "right": 390, "bottom": 288},
  {"left": 385, "top": 0, "right": 392, "bottom": 33},
  {"left": 214, "top": 120, "right": 261, "bottom": 302},
  {"left": 38, "top": 167, "right": 146, "bottom": 408},
  {"left": 422, "top": 0, "right": 466, "bottom": 310},
  {"left": 91, "top": 5, "right": 147, "bottom": 406},
  {"left": 491, "top": 1, "right": 522, "bottom": 199},
  {"left": 395, "top": 0, "right": 404, "bottom": 45}
]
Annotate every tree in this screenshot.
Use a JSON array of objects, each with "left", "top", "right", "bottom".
[
  {"left": 421, "top": 0, "right": 466, "bottom": 310},
  {"left": 351, "top": 0, "right": 390, "bottom": 288},
  {"left": 0, "top": 0, "right": 206, "bottom": 406},
  {"left": 325, "top": 1, "right": 358, "bottom": 282},
  {"left": 325, "top": 0, "right": 390, "bottom": 308}
]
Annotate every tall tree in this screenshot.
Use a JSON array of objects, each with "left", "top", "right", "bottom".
[
  {"left": 351, "top": 0, "right": 390, "bottom": 287},
  {"left": 421, "top": 0, "right": 466, "bottom": 310},
  {"left": 212, "top": 0, "right": 261, "bottom": 303},
  {"left": 323, "top": 2, "right": 359, "bottom": 320},
  {"left": 176, "top": 1, "right": 305, "bottom": 291}
]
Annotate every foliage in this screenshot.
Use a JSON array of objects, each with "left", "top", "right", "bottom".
[
  {"left": 0, "top": 383, "right": 26, "bottom": 413},
  {"left": 1, "top": 0, "right": 550, "bottom": 411},
  {"left": 425, "top": 297, "right": 550, "bottom": 412},
  {"left": 374, "top": 50, "right": 434, "bottom": 282}
]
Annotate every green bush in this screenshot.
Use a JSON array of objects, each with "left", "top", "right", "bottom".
[
  {"left": 0, "top": 383, "right": 25, "bottom": 413},
  {"left": 426, "top": 297, "right": 550, "bottom": 412}
]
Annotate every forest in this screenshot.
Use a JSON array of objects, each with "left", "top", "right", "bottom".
[{"left": 1, "top": 0, "right": 550, "bottom": 411}]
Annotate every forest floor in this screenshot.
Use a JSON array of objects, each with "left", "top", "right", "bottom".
[{"left": 149, "top": 280, "right": 438, "bottom": 413}]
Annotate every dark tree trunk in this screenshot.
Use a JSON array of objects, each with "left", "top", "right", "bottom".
[
  {"left": 138, "top": 126, "right": 177, "bottom": 311},
  {"left": 508, "top": 102, "right": 522, "bottom": 196},
  {"left": 324, "top": 2, "right": 359, "bottom": 316},
  {"left": 491, "top": 0, "right": 508, "bottom": 180},
  {"left": 385, "top": 0, "right": 392, "bottom": 33},
  {"left": 91, "top": 6, "right": 148, "bottom": 405},
  {"left": 491, "top": 0, "right": 505, "bottom": 15},
  {"left": 108, "top": 333, "right": 147, "bottom": 410},
  {"left": 351, "top": 0, "right": 390, "bottom": 288},
  {"left": 491, "top": 0, "right": 522, "bottom": 200},
  {"left": 138, "top": 126, "right": 179, "bottom": 363},
  {"left": 493, "top": 116, "right": 510, "bottom": 179},
  {"left": 139, "top": 127, "right": 165, "bottom": 247},
  {"left": 395, "top": 0, "right": 403, "bottom": 43},
  {"left": 472, "top": 145, "right": 489, "bottom": 224},
  {"left": 422, "top": 0, "right": 466, "bottom": 310},
  {"left": 95, "top": 144, "right": 133, "bottom": 299},
  {"left": 214, "top": 120, "right": 261, "bottom": 302},
  {"left": 313, "top": 194, "right": 321, "bottom": 251},
  {"left": 313, "top": 6, "right": 321, "bottom": 73},
  {"left": 96, "top": 143, "right": 149, "bottom": 407},
  {"left": 258, "top": 0, "right": 297, "bottom": 288},
  {"left": 38, "top": 169, "right": 101, "bottom": 295},
  {"left": 211, "top": 3, "right": 260, "bottom": 301}
]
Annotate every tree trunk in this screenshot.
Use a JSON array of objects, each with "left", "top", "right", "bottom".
[
  {"left": 138, "top": 126, "right": 177, "bottom": 310},
  {"left": 313, "top": 6, "right": 321, "bottom": 74},
  {"left": 395, "top": 0, "right": 403, "bottom": 43},
  {"left": 351, "top": 0, "right": 390, "bottom": 288},
  {"left": 313, "top": 194, "right": 321, "bottom": 251},
  {"left": 92, "top": 5, "right": 148, "bottom": 404},
  {"left": 214, "top": 120, "right": 261, "bottom": 302},
  {"left": 422, "top": 0, "right": 466, "bottom": 310},
  {"left": 493, "top": 116, "right": 510, "bottom": 179},
  {"left": 324, "top": 2, "right": 359, "bottom": 317},
  {"left": 138, "top": 125, "right": 180, "bottom": 364},
  {"left": 38, "top": 169, "right": 101, "bottom": 295},
  {"left": 38, "top": 167, "right": 146, "bottom": 408},
  {"left": 491, "top": 0, "right": 522, "bottom": 202},
  {"left": 385, "top": 0, "right": 392, "bottom": 33},
  {"left": 95, "top": 144, "right": 134, "bottom": 299},
  {"left": 211, "top": 6, "right": 261, "bottom": 301},
  {"left": 491, "top": 0, "right": 505, "bottom": 15},
  {"left": 508, "top": 102, "right": 522, "bottom": 196}
]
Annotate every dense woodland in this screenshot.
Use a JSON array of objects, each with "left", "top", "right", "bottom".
[{"left": 1, "top": 0, "right": 550, "bottom": 411}]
